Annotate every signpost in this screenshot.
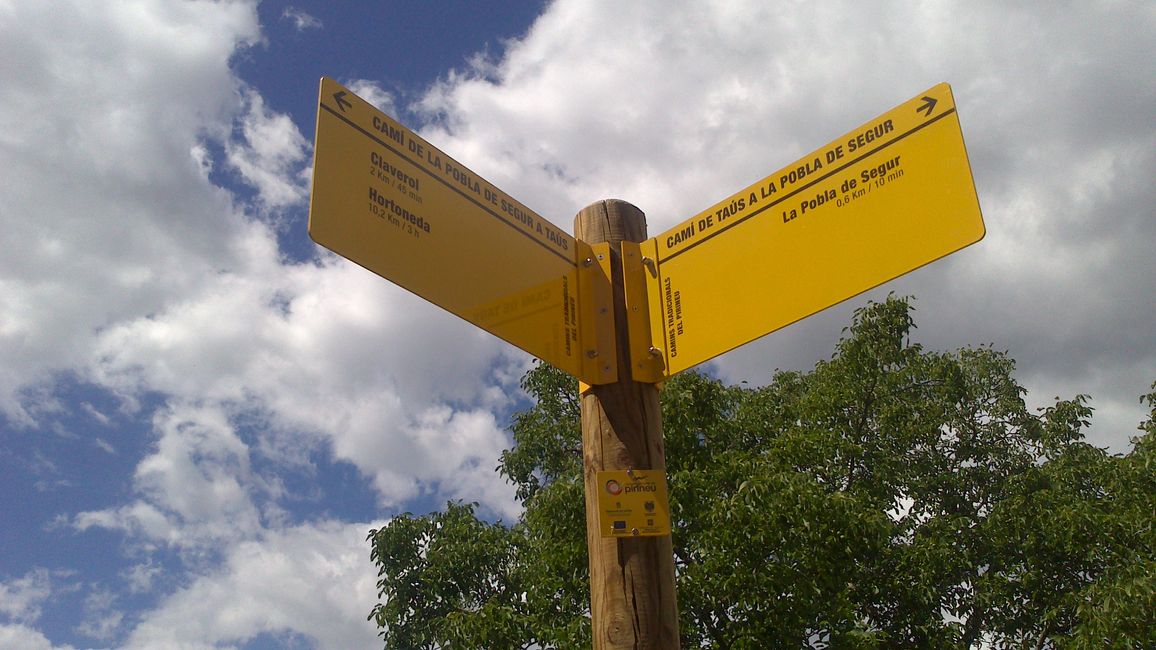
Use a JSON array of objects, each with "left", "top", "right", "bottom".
[
  {"left": 309, "top": 77, "right": 617, "bottom": 386},
  {"left": 575, "top": 201, "right": 679, "bottom": 647},
  {"left": 309, "top": 79, "right": 984, "bottom": 649}
]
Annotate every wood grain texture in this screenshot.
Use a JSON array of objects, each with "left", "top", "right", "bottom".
[{"left": 575, "top": 200, "right": 680, "bottom": 649}]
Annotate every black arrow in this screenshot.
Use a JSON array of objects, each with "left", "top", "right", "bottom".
[
  {"left": 333, "top": 91, "right": 352, "bottom": 113},
  {"left": 917, "top": 95, "right": 937, "bottom": 117}
]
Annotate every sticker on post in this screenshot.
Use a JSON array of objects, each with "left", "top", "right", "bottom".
[{"left": 596, "top": 470, "right": 671, "bottom": 538}]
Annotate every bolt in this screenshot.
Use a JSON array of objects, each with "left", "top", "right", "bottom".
[
  {"left": 586, "top": 350, "right": 598, "bottom": 358},
  {"left": 583, "top": 257, "right": 593, "bottom": 267},
  {"left": 648, "top": 346, "right": 662, "bottom": 357},
  {"left": 631, "top": 528, "right": 639, "bottom": 536}
]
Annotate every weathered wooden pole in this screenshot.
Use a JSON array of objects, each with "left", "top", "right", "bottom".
[{"left": 574, "top": 200, "right": 680, "bottom": 649}]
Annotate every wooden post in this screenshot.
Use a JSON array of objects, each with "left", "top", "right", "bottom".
[{"left": 575, "top": 200, "right": 680, "bottom": 649}]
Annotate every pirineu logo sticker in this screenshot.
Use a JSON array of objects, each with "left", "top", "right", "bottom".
[{"left": 596, "top": 470, "right": 671, "bottom": 538}]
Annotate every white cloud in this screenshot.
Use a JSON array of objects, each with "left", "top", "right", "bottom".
[
  {"left": 130, "top": 404, "right": 265, "bottom": 545},
  {"left": 0, "top": 0, "right": 261, "bottom": 425},
  {"left": 409, "top": 0, "right": 1155, "bottom": 451},
  {"left": 122, "top": 560, "right": 163, "bottom": 595},
  {"left": 345, "top": 78, "right": 396, "bottom": 116},
  {"left": 125, "top": 521, "right": 380, "bottom": 650},
  {"left": 72, "top": 400, "right": 299, "bottom": 563},
  {"left": 225, "top": 90, "right": 312, "bottom": 211},
  {"left": 0, "top": 624, "right": 75, "bottom": 650},
  {"left": 0, "top": 569, "right": 53, "bottom": 624},
  {"left": 0, "top": 0, "right": 523, "bottom": 646},
  {"left": 80, "top": 402, "right": 113, "bottom": 427},
  {"left": 76, "top": 588, "right": 124, "bottom": 642},
  {"left": 86, "top": 239, "right": 520, "bottom": 514},
  {"left": 1, "top": 0, "right": 1153, "bottom": 647},
  {"left": 92, "top": 437, "right": 117, "bottom": 455},
  {"left": 282, "top": 7, "right": 322, "bottom": 32}
]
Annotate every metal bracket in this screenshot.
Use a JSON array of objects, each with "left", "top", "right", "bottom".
[
  {"left": 621, "top": 239, "right": 667, "bottom": 383},
  {"left": 576, "top": 240, "right": 617, "bottom": 385}
]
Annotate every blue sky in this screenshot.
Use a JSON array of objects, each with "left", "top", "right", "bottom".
[{"left": 1, "top": 2, "right": 1153, "bottom": 648}]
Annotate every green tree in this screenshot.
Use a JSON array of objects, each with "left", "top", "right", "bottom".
[{"left": 368, "top": 296, "right": 1155, "bottom": 648}]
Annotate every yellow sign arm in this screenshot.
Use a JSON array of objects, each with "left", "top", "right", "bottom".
[
  {"left": 631, "top": 83, "right": 984, "bottom": 381},
  {"left": 309, "top": 78, "right": 618, "bottom": 384}
]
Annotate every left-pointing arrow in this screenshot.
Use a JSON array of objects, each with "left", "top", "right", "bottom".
[{"left": 333, "top": 91, "right": 352, "bottom": 113}]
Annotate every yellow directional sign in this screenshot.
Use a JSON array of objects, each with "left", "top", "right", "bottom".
[
  {"left": 633, "top": 83, "right": 985, "bottom": 380},
  {"left": 309, "top": 78, "right": 616, "bottom": 384}
]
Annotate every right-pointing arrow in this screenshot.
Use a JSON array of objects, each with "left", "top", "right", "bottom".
[{"left": 917, "top": 95, "right": 938, "bottom": 117}]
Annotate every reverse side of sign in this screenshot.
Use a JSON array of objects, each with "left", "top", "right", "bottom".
[
  {"left": 631, "top": 82, "right": 984, "bottom": 381},
  {"left": 309, "top": 77, "right": 616, "bottom": 384}
]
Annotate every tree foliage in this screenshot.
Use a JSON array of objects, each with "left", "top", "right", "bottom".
[{"left": 368, "top": 296, "right": 1155, "bottom": 648}]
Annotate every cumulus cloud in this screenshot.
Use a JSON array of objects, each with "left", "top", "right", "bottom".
[
  {"left": 86, "top": 236, "right": 520, "bottom": 514},
  {"left": 124, "top": 521, "right": 380, "bottom": 650},
  {"left": 411, "top": 0, "right": 1155, "bottom": 450},
  {"left": 0, "top": 569, "right": 53, "bottom": 624},
  {"left": 0, "top": 624, "right": 75, "bottom": 650},
  {"left": 0, "top": 0, "right": 260, "bottom": 425},
  {"left": 2, "top": 0, "right": 1153, "bottom": 647},
  {"left": 75, "top": 588, "right": 123, "bottom": 642},
  {"left": 225, "top": 90, "right": 312, "bottom": 211},
  {"left": 1, "top": 0, "right": 527, "bottom": 646},
  {"left": 74, "top": 402, "right": 268, "bottom": 556},
  {"left": 346, "top": 78, "right": 397, "bottom": 116}
]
